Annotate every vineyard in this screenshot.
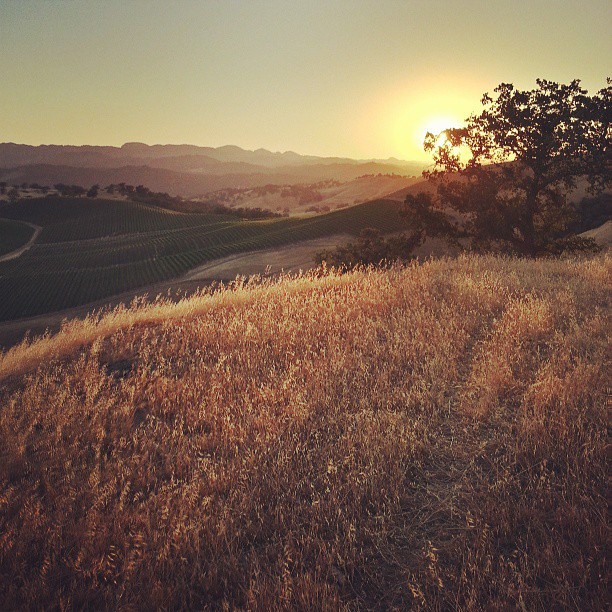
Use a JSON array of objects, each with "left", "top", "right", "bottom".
[
  {"left": 0, "top": 219, "right": 35, "bottom": 257},
  {"left": 0, "top": 197, "right": 409, "bottom": 321}
]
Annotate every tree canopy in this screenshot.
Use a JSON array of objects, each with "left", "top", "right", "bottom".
[{"left": 404, "top": 79, "right": 611, "bottom": 257}]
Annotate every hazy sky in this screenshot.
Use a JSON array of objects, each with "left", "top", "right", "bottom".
[{"left": 1, "top": 0, "right": 610, "bottom": 160}]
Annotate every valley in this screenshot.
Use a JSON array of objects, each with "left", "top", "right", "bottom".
[{"left": 0, "top": 193, "right": 412, "bottom": 327}]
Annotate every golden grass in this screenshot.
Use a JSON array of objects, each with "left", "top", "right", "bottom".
[{"left": 0, "top": 254, "right": 609, "bottom": 609}]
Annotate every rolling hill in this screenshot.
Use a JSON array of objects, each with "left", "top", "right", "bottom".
[
  {"left": 0, "top": 254, "right": 607, "bottom": 609},
  {"left": 0, "top": 219, "right": 35, "bottom": 257},
  {"left": 0, "top": 143, "right": 426, "bottom": 198},
  {"left": 0, "top": 196, "right": 411, "bottom": 322}
]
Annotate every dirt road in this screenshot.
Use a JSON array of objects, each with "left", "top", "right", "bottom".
[
  {"left": 0, "top": 235, "right": 348, "bottom": 349},
  {"left": 0, "top": 222, "right": 42, "bottom": 262}
]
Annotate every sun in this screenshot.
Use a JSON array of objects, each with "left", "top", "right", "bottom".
[
  {"left": 420, "top": 116, "right": 461, "bottom": 141},
  {"left": 378, "top": 86, "right": 471, "bottom": 160}
]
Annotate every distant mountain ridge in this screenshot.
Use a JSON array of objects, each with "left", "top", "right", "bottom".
[
  {"left": 0, "top": 143, "right": 426, "bottom": 197},
  {"left": 0, "top": 142, "right": 422, "bottom": 171}
]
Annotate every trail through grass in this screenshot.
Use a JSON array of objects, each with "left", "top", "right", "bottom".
[{"left": 0, "top": 254, "right": 608, "bottom": 609}]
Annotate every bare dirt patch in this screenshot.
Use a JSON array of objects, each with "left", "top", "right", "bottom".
[{"left": 183, "top": 235, "right": 352, "bottom": 280}]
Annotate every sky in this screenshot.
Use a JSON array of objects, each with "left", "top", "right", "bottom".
[{"left": 1, "top": 0, "right": 610, "bottom": 161}]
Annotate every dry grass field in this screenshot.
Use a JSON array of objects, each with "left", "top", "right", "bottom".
[
  {"left": 0, "top": 254, "right": 609, "bottom": 609},
  {"left": 220, "top": 175, "right": 421, "bottom": 215}
]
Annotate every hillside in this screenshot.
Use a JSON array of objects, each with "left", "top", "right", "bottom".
[
  {"left": 581, "top": 219, "right": 612, "bottom": 246},
  {"left": 0, "top": 219, "right": 35, "bottom": 257},
  {"left": 0, "top": 197, "right": 410, "bottom": 322},
  {"left": 201, "top": 175, "right": 422, "bottom": 215},
  {"left": 0, "top": 142, "right": 425, "bottom": 172},
  {"left": 0, "top": 254, "right": 608, "bottom": 609},
  {"left": 0, "top": 163, "right": 422, "bottom": 199},
  {"left": 0, "top": 143, "right": 426, "bottom": 198}
]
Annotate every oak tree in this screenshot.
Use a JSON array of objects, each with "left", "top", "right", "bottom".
[{"left": 405, "top": 79, "right": 611, "bottom": 256}]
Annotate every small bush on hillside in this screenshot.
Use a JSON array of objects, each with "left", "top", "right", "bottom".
[{"left": 315, "top": 227, "right": 422, "bottom": 268}]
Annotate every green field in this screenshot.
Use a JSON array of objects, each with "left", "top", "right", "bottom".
[
  {"left": 0, "top": 196, "right": 409, "bottom": 321},
  {"left": 0, "top": 218, "right": 35, "bottom": 257}
]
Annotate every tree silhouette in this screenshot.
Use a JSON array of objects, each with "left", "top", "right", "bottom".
[
  {"left": 404, "top": 79, "right": 611, "bottom": 256},
  {"left": 87, "top": 184, "right": 99, "bottom": 198},
  {"left": 7, "top": 187, "right": 20, "bottom": 203}
]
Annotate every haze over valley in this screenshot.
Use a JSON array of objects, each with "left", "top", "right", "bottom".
[{"left": 0, "top": 142, "right": 425, "bottom": 195}]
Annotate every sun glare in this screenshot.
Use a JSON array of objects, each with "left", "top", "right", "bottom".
[
  {"left": 376, "top": 80, "right": 476, "bottom": 160},
  {"left": 420, "top": 116, "right": 461, "bottom": 142}
]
